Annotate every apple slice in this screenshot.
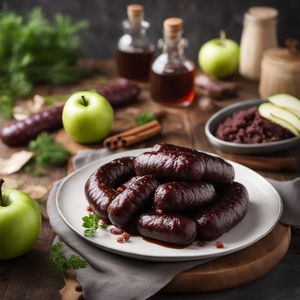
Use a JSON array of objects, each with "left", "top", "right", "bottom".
[
  {"left": 259, "top": 103, "right": 300, "bottom": 137},
  {"left": 269, "top": 94, "right": 300, "bottom": 119}
]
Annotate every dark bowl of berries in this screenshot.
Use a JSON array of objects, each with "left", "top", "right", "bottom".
[{"left": 205, "top": 97, "right": 300, "bottom": 154}]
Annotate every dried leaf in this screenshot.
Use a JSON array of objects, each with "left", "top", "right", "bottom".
[
  {"left": 32, "top": 94, "right": 45, "bottom": 112},
  {"left": 23, "top": 185, "right": 48, "bottom": 200},
  {"left": 1, "top": 177, "right": 22, "bottom": 189},
  {"left": 0, "top": 151, "right": 34, "bottom": 174},
  {"left": 13, "top": 106, "right": 30, "bottom": 120},
  {"left": 13, "top": 94, "right": 45, "bottom": 120}
]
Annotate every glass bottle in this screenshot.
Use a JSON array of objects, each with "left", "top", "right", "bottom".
[
  {"left": 149, "top": 18, "right": 195, "bottom": 107},
  {"left": 116, "top": 4, "right": 155, "bottom": 81}
]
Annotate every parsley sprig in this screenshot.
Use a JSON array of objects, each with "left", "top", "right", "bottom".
[
  {"left": 135, "top": 112, "right": 156, "bottom": 126},
  {"left": 49, "top": 242, "right": 87, "bottom": 280},
  {"left": 25, "top": 132, "right": 70, "bottom": 176},
  {"left": 0, "top": 8, "right": 88, "bottom": 118},
  {"left": 82, "top": 213, "right": 108, "bottom": 237}
]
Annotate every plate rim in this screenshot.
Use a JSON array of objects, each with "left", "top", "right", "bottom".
[{"left": 56, "top": 148, "right": 283, "bottom": 262}]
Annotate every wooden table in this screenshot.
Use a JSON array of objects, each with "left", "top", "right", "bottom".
[{"left": 0, "top": 60, "right": 298, "bottom": 300}]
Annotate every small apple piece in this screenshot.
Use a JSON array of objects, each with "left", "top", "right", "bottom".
[
  {"left": 269, "top": 94, "right": 300, "bottom": 119},
  {"left": 0, "top": 179, "right": 42, "bottom": 260},
  {"left": 259, "top": 103, "right": 300, "bottom": 137},
  {"left": 62, "top": 91, "right": 114, "bottom": 144},
  {"left": 198, "top": 31, "right": 240, "bottom": 78}
]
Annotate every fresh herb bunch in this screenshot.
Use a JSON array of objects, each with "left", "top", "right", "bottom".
[
  {"left": 49, "top": 242, "right": 87, "bottom": 279},
  {"left": 82, "top": 213, "right": 108, "bottom": 237},
  {"left": 135, "top": 112, "right": 156, "bottom": 125},
  {"left": 25, "top": 132, "right": 70, "bottom": 176},
  {"left": 0, "top": 7, "right": 88, "bottom": 118}
]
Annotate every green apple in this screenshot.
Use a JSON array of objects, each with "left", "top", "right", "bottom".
[
  {"left": 62, "top": 91, "right": 114, "bottom": 144},
  {"left": 198, "top": 31, "right": 240, "bottom": 78},
  {"left": 269, "top": 94, "right": 300, "bottom": 119},
  {"left": 259, "top": 103, "right": 300, "bottom": 136},
  {"left": 0, "top": 179, "right": 42, "bottom": 260}
]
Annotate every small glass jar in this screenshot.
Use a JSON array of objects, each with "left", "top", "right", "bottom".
[
  {"left": 149, "top": 18, "right": 195, "bottom": 107},
  {"left": 239, "top": 6, "right": 278, "bottom": 80},
  {"left": 116, "top": 4, "right": 155, "bottom": 81}
]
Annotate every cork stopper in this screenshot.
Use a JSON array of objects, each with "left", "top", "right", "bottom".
[
  {"left": 127, "top": 4, "right": 144, "bottom": 26},
  {"left": 164, "top": 18, "right": 183, "bottom": 42}
]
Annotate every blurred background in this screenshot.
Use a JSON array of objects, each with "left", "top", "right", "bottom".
[{"left": 5, "top": 0, "right": 300, "bottom": 61}]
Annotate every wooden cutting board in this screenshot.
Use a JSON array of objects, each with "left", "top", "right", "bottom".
[
  {"left": 163, "top": 224, "right": 290, "bottom": 293},
  {"left": 55, "top": 129, "right": 291, "bottom": 296}
]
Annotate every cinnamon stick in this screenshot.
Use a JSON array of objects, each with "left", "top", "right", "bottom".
[{"left": 104, "top": 120, "right": 162, "bottom": 150}]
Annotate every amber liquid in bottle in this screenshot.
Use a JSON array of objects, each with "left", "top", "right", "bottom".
[
  {"left": 150, "top": 65, "right": 195, "bottom": 106},
  {"left": 149, "top": 18, "right": 195, "bottom": 107},
  {"left": 117, "top": 49, "right": 154, "bottom": 81},
  {"left": 116, "top": 4, "right": 154, "bottom": 81}
]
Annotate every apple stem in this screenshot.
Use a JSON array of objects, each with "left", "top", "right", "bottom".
[
  {"left": 0, "top": 178, "right": 4, "bottom": 207},
  {"left": 220, "top": 30, "right": 226, "bottom": 46},
  {"left": 81, "top": 95, "right": 88, "bottom": 107}
]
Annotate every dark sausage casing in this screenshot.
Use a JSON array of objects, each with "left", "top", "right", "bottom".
[
  {"left": 0, "top": 105, "right": 63, "bottom": 147},
  {"left": 153, "top": 143, "right": 235, "bottom": 186},
  {"left": 137, "top": 213, "right": 197, "bottom": 246},
  {"left": 154, "top": 182, "right": 216, "bottom": 213},
  {"left": 108, "top": 175, "right": 159, "bottom": 229},
  {"left": 134, "top": 151, "right": 205, "bottom": 182},
  {"left": 196, "top": 182, "right": 249, "bottom": 241},
  {"left": 84, "top": 157, "right": 135, "bottom": 220}
]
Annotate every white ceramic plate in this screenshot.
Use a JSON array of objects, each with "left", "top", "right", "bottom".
[{"left": 56, "top": 149, "right": 282, "bottom": 262}]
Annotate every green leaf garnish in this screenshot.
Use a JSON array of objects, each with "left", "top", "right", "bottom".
[
  {"left": 25, "top": 132, "right": 69, "bottom": 176},
  {"left": 135, "top": 112, "right": 156, "bottom": 126},
  {"left": 0, "top": 8, "right": 88, "bottom": 118},
  {"left": 49, "top": 242, "right": 87, "bottom": 279},
  {"left": 82, "top": 213, "right": 100, "bottom": 237}
]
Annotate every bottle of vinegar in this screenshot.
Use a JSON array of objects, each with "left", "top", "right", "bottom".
[
  {"left": 116, "top": 4, "right": 155, "bottom": 81},
  {"left": 150, "top": 18, "right": 195, "bottom": 107}
]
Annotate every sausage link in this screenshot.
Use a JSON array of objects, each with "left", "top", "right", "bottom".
[
  {"left": 134, "top": 151, "right": 205, "bottom": 182},
  {"left": 196, "top": 182, "right": 249, "bottom": 241},
  {"left": 108, "top": 175, "right": 159, "bottom": 229},
  {"left": 153, "top": 143, "right": 235, "bottom": 186},
  {"left": 84, "top": 157, "right": 135, "bottom": 220},
  {"left": 154, "top": 182, "right": 216, "bottom": 213},
  {"left": 137, "top": 213, "right": 197, "bottom": 246},
  {"left": 97, "top": 79, "right": 140, "bottom": 108},
  {"left": 0, "top": 105, "right": 63, "bottom": 147},
  {"left": 116, "top": 176, "right": 139, "bottom": 193}
]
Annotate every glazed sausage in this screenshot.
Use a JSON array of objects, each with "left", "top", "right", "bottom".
[
  {"left": 196, "top": 182, "right": 249, "bottom": 241},
  {"left": 153, "top": 143, "right": 235, "bottom": 186},
  {"left": 116, "top": 176, "right": 139, "bottom": 193},
  {"left": 154, "top": 182, "right": 216, "bottom": 213},
  {"left": 108, "top": 175, "right": 159, "bottom": 229},
  {"left": 137, "top": 213, "right": 197, "bottom": 246},
  {"left": 134, "top": 151, "right": 205, "bottom": 182},
  {"left": 97, "top": 79, "right": 140, "bottom": 108},
  {"left": 0, "top": 105, "right": 63, "bottom": 147},
  {"left": 85, "top": 157, "right": 135, "bottom": 220}
]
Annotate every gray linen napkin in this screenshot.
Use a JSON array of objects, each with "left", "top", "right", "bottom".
[{"left": 47, "top": 149, "right": 300, "bottom": 300}]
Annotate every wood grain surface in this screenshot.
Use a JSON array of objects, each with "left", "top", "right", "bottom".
[
  {"left": 0, "top": 60, "right": 297, "bottom": 300},
  {"left": 163, "top": 224, "right": 290, "bottom": 293}
]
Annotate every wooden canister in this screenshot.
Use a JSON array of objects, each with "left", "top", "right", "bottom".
[
  {"left": 259, "top": 43, "right": 300, "bottom": 99},
  {"left": 239, "top": 7, "right": 278, "bottom": 80}
]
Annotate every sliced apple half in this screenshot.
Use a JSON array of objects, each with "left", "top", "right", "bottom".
[
  {"left": 269, "top": 94, "right": 300, "bottom": 119},
  {"left": 259, "top": 103, "right": 300, "bottom": 137}
]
